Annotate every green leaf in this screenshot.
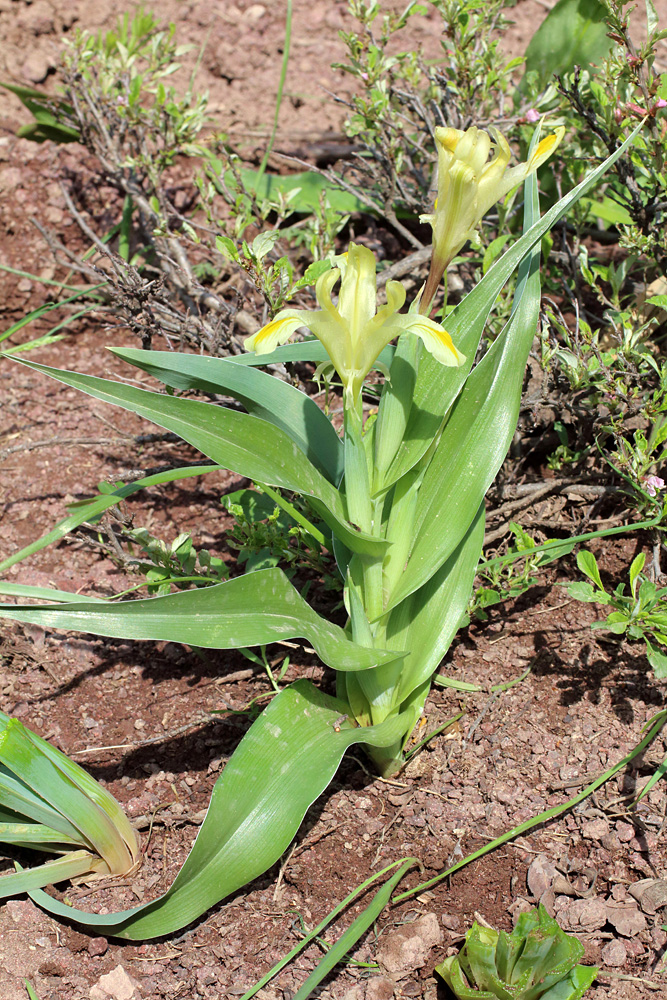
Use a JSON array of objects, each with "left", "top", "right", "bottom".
[
  {"left": 111, "top": 348, "right": 344, "bottom": 484},
  {"left": 0, "top": 83, "right": 80, "bottom": 144},
  {"left": 0, "top": 569, "right": 402, "bottom": 673},
  {"left": 646, "top": 640, "right": 667, "bottom": 678},
  {"left": 291, "top": 858, "right": 417, "bottom": 1000},
  {"left": 567, "top": 581, "right": 603, "bottom": 603},
  {"left": 229, "top": 338, "right": 394, "bottom": 371},
  {"left": 576, "top": 550, "right": 605, "bottom": 591},
  {"left": 522, "top": 0, "right": 612, "bottom": 91},
  {"left": 580, "top": 196, "right": 633, "bottom": 227},
  {"left": 27, "top": 681, "right": 412, "bottom": 939},
  {"left": 629, "top": 553, "right": 646, "bottom": 600},
  {"left": 237, "top": 167, "right": 370, "bottom": 215},
  {"left": 646, "top": 0, "right": 659, "bottom": 37},
  {"left": 384, "top": 503, "right": 485, "bottom": 709},
  {"left": 6, "top": 358, "right": 383, "bottom": 557}
]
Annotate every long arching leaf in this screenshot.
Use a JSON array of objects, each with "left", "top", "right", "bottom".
[
  {"left": 7, "top": 359, "right": 385, "bottom": 558},
  {"left": 111, "top": 348, "right": 344, "bottom": 484},
  {"left": 0, "top": 568, "right": 402, "bottom": 673},
  {"left": 26, "top": 681, "right": 411, "bottom": 939}
]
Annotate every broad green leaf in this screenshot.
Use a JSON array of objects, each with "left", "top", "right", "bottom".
[
  {"left": 237, "top": 166, "right": 369, "bottom": 215},
  {"left": 646, "top": 640, "right": 667, "bottom": 679},
  {"left": 0, "top": 464, "right": 220, "bottom": 575},
  {"left": 384, "top": 168, "right": 541, "bottom": 612},
  {"left": 383, "top": 123, "right": 643, "bottom": 491},
  {"left": 0, "top": 851, "right": 106, "bottom": 899},
  {"left": 27, "top": 681, "right": 411, "bottom": 939},
  {"left": 576, "top": 550, "right": 605, "bottom": 591},
  {"left": 580, "top": 195, "right": 633, "bottom": 227},
  {"left": 0, "top": 821, "right": 81, "bottom": 848},
  {"left": 0, "top": 569, "right": 401, "bottom": 673},
  {"left": 567, "top": 582, "right": 601, "bottom": 603},
  {"left": 0, "top": 719, "right": 134, "bottom": 873},
  {"left": 522, "top": 0, "right": 612, "bottom": 91},
  {"left": 7, "top": 358, "right": 384, "bottom": 557},
  {"left": 111, "top": 348, "right": 343, "bottom": 484}
]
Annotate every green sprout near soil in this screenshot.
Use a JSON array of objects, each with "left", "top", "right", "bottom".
[{"left": 436, "top": 905, "right": 597, "bottom": 1000}]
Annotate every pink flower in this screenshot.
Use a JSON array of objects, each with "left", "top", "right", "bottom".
[
  {"left": 656, "top": 98, "right": 667, "bottom": 109},
  {"left": 645, "top": 475, "right": 665, "bottom": 496},
  {"left": 525, "top": 108, "right": 540, "bottom": 123}
]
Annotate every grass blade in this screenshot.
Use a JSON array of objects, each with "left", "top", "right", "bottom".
[{"left": 291, "top": 857, "right": 418, "bottom": 1000}]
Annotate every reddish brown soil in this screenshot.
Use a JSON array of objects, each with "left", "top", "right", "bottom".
[{"left": 1, "top": 2, "right": 667, "bottom": 999}]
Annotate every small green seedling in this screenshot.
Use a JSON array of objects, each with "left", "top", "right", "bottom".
[
  {"left": 436, "top": 904, "right": 597, "bottom": 1000},
  {"left": 569, "top": 549, "right": 667, "bottom": 677}
]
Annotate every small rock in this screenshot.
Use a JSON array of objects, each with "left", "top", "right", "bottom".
[
  {"left": 601, "top": 938, "right": 627, "bottom": 967},
  {"left": 89, "top": 965, "right": 139, "bottom": 1000},
  {"left": 630, "top": 878, "right": 667, "bottom": 915},
  {"left": 441, "top": 913, "right": 461, "bottom": 932},
  {"left": 376, "top": 913, "right": 442, "bottom": 975},
  {"left": 366, "top": 976, "right": 395, "bottom": 1000},
  {"left": 88, "top": 937, "right": 108, "bottom": 957},
  {"left": 615, "top": 822, "right": 635, "bottom": 843},
  {"left": 558, "top": 897, "right": 607, "bottom": 932},
  {"left": 21, "top": 51, "right": 53, "bottom": 84},
  {"left": 342, "top": 988, "right": 364, "bottom": 1000},
  {"left": 196, "top": 965, "right": 217, "bottom": 986},
  {"left": 600, "top": 832, "right": 621, "bottom": 852},
  {"left": 651, "top": 927, "right": 667, "bottom": 950}
]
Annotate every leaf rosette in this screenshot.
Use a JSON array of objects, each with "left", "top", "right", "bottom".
[{"left": 436, "top": 905, "right": 597, "bottom": 1000}]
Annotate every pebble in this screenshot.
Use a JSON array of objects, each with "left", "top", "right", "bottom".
[
  {"left": 89, "top": 964, "right": 138, "bottom": 1000},
  {"left": 615, "top": 821, "right": 635, "bottom": 843},
  {"left": 366, "top": 977, "right": 395, "bottom": 1000},
  {"left": 88, "top": 937, "right": 108, "bottom": 957},
  {"left": 581, "top": 818, "right": 609, "bottom": 840}
]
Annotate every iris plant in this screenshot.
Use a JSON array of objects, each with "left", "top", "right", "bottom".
[{"left": 0, "top": 122, "right": 641, "bottom": 938}]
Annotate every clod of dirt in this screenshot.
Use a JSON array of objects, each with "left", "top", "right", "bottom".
[
  {"left": 553, "top": 896, "right": 608, "bottom": 932},
  {"left": 526, "top": 855, "right": 558, "bottom": 898},
  {"left": 365, "top": 977, "right": 396, "bottom": 1000},
  {"left": 628, "top": 878, "right": 667, "bottom": 915},
  {"left": 89, "top": 965, "right": 140, "bottom": 1000},
  {"left": 376, "top": 913, "right": 442, "bottom": 977},
  {"left": 604, "top": 900, "right": 647, "bottom": 937}
]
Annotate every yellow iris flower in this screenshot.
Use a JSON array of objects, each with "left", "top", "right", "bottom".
[
  {"left": 245, "top": 242, "right": 464, "bottom": 403},
  {"left": 420, "top": 124, "right": 565, "bottom": 311}
]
